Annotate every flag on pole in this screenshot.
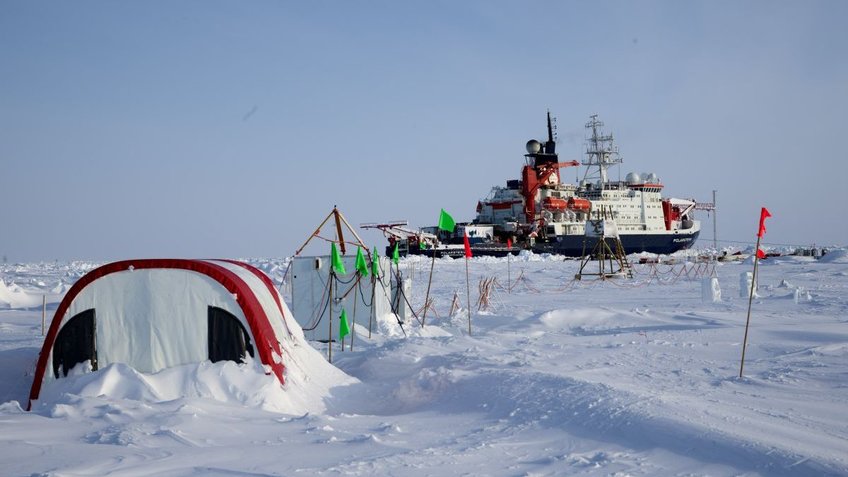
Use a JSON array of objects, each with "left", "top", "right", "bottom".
[
  {"left": 463, "top": 232, "right": 472, "bottom": 258},
  {"left": 331, "top": 242, "right": 346, "bottom": 275},
  {"left": 757, "top": 207, "right": 772, "bottom": 238},
  {"left": 740, "top": 206, "right": 771, "bottom": 378},
  {"left": 507, "top": 238, "right": 512, "bottom": 249},
  {"left": 392, "top": 242, "right": 400, "bottom": 264},
  {"left": 339, "top": 308, "right": 350, "bottom": 339},
  {"left": 438, "top": 209, "right": 456, "bottom": 232},
  {"left": 355, "top": 247, "right": 368, "bottom": 276},
  {"left": 372, "top": 247, "right": 381, "bottom": 276}
]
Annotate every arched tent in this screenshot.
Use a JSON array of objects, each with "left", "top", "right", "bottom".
[{"left": 28, "top": 259, "right": 298, "bottom": 410}]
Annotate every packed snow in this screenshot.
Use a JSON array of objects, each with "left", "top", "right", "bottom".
[{"left": 1, "top": 251, "right": 847, "bottom": 476}]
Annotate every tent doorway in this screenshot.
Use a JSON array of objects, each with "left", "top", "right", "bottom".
[
  {"left": 52, "top": 309, "right": 97, "bottom": 378},
  {"left": 208, "top": 306, "right": 254, "bottom": 363}
]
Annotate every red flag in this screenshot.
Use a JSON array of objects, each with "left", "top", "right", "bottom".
[
  {"left": 463, "top": 232, "right": 472, "bottom": 258},
  {"left": 507, "top": 238, "right": 512, "bottom": 249},
  {"left": 757, "top": 207, "right": 771, "bottom": 238},
  {"left": 756, "top": 248, "right": 766, "bottom": 259}
]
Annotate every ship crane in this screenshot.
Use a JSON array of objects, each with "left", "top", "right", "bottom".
[
  {"left": 521, "top": 160, "right": 580, "bottom": 224},
  {"left": 360, "top": 221, "right": 438, "bottom": 243}
]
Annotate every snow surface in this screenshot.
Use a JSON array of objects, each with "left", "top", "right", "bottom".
[{"left": 1, "top": 253, "right": 847, "bottom": 476}]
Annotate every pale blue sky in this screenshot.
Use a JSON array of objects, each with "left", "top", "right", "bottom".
[{"left": 2, "top": 1, "right": 846, "bottom": 261}]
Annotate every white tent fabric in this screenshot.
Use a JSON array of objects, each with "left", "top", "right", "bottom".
[
  {"left": 28, "top": 259, "right": 292, "bottom": 407},
  {"left": 57, "top": 267, "right": 246, "bottom": 377}
]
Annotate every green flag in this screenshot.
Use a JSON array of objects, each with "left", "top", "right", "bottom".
[
  {"left": 339, "top": 308, "right": 350, "bottom": 339},
  {"left": 372, "top": 247, "right": 380, "bottom": 276},
  {"left": 438, "top": 209, "right": 456, "bottom": 232},
  {"left": 355, "top": 247, "right": 368, "bottom": 277},
  {"left": 330, "top": 242, "right": 346, "bottom": 275},
  {"left": 392, "top": 242, "right": 400, "bottom": 264},
  {"left": 419, "top": 240, "right": 427, "bottom": 250}
]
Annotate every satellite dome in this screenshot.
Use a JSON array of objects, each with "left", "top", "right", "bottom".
[
  {"left": 525, "top": 139, "right": 542, "bottom": 154},
  {"left": 625, "top": 172, "right": 642, "bottom": 184},
  {"left": 645, "top": 173, "right": 659, "bottom": 183}
]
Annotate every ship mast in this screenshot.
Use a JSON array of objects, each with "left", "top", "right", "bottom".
[
  {"left": 547, "top": 110, "right": 556, "bottom": 147},
  {"left": 582, "top": 115, "right": 622, "bottom": 191}
]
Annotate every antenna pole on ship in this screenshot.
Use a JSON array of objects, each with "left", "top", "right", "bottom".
[{"left": 713, "top": 190, "right": 718, "bottom": 251}]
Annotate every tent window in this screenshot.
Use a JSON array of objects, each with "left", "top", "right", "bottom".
[
  {"left": 208, "top": 306, "right": 254, "bottom": 363},
  {"left": 52, "top": 309, "right": 97, "bottom": 378}
]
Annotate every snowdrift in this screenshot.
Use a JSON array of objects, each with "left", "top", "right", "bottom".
[
  {"left": 818, "top": 247, "right": 848, "bottom": 264},
  {"left": 0, "top": 279, "right": 51, "bottom": 309}
]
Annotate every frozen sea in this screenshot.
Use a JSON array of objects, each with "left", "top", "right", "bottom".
[{"left": 1, "top": 250, "right": 847, "bottom": 476}]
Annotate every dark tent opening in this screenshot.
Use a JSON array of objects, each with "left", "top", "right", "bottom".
[
  {"left": 208, "top": 306, "right": 255, "bottom": 363},
  {"left": 52, "top": 309, "right": 97, "bottom": 378}
]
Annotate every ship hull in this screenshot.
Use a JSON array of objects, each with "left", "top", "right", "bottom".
[
  {"left": 402, "top": 245, "right": 521, "bottom": 259},
  {"left": 534, "top": 230, "right": 701, "bottom": 257},
  {"left": 396, "top": 229, "right": 699, "bottom": 258}
]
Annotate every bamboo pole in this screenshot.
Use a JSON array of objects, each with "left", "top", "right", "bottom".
[
  {"left": 739, "top": 234, "right": 762, "bottom": 378},
  {"left": 335, "top": 208, "right": 370, "bottom": 251},
  {"left": 465, "top": 255, "right": 471, "bottom": 335},
  {"left": 328, "top": 272, "right": 334, "bottom": 363},
  {"left": 507, "top": 247, "right": 511, "bottom": 294},
  {"left": 333, "top": 208, "right": 347, "bottom": 255},
  {"left": 350, "top": 281, "right": 357, "bottom": 352},
  {"left": 394, "top": 259, "right": 401, "bottom": 313},
  {"left": 293, "top": 209, "right": 336, "bottom": 257},
  {"left": 368, "top": 271, "right": 376, "bottom": 339},
  {"left": 422, "top": 249, "right": 436, "bottom": 327}
]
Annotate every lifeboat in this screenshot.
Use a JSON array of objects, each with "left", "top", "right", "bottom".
[
  {"left": 542, "top": 197, "right": 568, "bottom": 210},
  {"left": 567, "top": 197, "right": 592, "bottom": 212}
]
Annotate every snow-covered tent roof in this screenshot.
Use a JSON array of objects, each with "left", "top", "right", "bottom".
[{"left": 28, "top": 259, "right": 297, "bottom": 409}]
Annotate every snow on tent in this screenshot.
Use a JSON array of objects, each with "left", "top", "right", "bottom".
[{"left": 27, "top": 259, "right": 352, "bottom": 412}]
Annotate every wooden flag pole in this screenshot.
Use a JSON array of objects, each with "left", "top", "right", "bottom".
[
  {"left": 739, "top": 234, "right": 763, "bottom": 378},
  {"left": 422, "top": 249, "right": 436, "bottom": 327}
]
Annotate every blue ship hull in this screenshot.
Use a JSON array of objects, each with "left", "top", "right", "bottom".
[
  {"left": 534, "top": 230, "right": 701, "bottom": 257},
  {"left": 395, "top": 230, "right": 700, "bottom": 258}
]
